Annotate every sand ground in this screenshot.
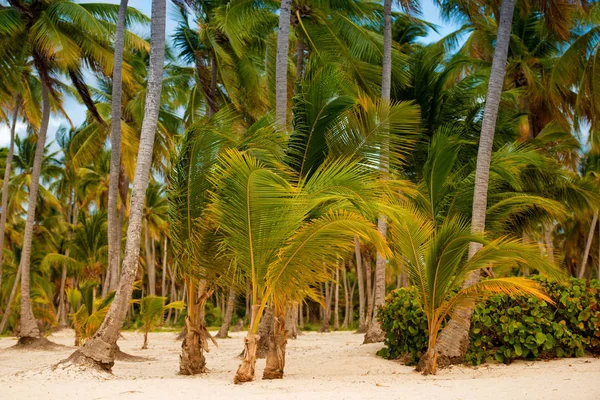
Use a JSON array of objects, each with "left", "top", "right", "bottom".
[{"left": 0, "top": 329, "right": 599, "bottom": 400}]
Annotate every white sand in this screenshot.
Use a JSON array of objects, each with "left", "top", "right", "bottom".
[{"left": 1, "top": 329, "right": 598, "bottom": 399}]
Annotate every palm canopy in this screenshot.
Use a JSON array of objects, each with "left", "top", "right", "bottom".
[
  {"left": 207, "top": 149, "right": 389, "bottom": 326},
  {"left": 387, "top": 204, "right": 564, "bottom": 374}
]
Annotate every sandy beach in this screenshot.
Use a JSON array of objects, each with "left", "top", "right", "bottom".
[{"left": 0, "top": 329, "right": 598, "bottom": 400}]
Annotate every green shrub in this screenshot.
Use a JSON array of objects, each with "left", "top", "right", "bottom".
[{"left": 378, "top": 276, "right": 600, "bottom": 365}]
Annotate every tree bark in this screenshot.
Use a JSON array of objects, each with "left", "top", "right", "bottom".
[
  {"left": 364, "top": 255, "right": 373, "bottom": 326},
  {"left": 0, "top": 101, "right": 19, "bottom": 291},
  {"left": 275, "top": 0, "right": 292, "bottom": 129},
  {"left": 107, "top": 0, "right": 128, "bottom": 295},
  {"left": 342, "top": 266, "right": 349, "bottom": 329},
  {"left": 263, "top": 312, "right": 287, "bottom": 380},
  {"left": 354, "top": 237, "right": 366, "bottom": 332},
  {"left": 333, "top": 268, "right": 340, "bottom": 331},
  {"left": 216, "top": 287, "right": 236, "bottom": 338},
  {"left": 434, "top": 0, "right": 516, "bottom": 367},
  {"left": 161, "top": 237, "right": 167, "bottom": 297},
  {"left": 285, "top": 301, "right": 299, "bottom": 339},
  {"left": 234, "top": 304, "right": 261, "bottom": 384},
  {"left": 18, "top": 76, "right": 52, "bottom": 341},
  {"left": 578, "top": 211, "right": 598, "bottom": 279},
  {"left": 256, "top": 306, "right": 274, "bottom": 358},
  {"left": 57, "top": 248, "right": 69, "bottom": 329},
  {"left": 144, "top": 223, "right": 156, "bottom": 296},
  {"left": 364, "top": 0, "right": 392, "bottom": 345},
  {"left": 57, "top": 0, "right": 166, "bottom": 371}
]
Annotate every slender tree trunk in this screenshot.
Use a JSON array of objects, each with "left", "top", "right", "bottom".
[
  {"left": 544, "top": 222, "right": 555, "bottom": 264},
  {"left": 0, "top": 263, "right": 22, "bottom": 333},
  {"left": 18, "top": 76, "right": 52, "bottom": 342},
  {"left": 434, "top": 0, "right": 516, "bottom": 367},
  {"left": 0, "top": 101, "right": 19, "bottom": 291},
  {"left": 342, "top": 266, "right": 349, "bottom": 329},
  {"left": 365, "top": 255, "right": 373, "bottom": 326},
  {"left": 333, "top": 268, "right": 340, "bottom": 331},
  {"left": 299, "top": 302, "right": 304, "bottom": 328},
  {"left": 256, "top": 306, "right": 274, "bottom": 358},
  {"left": 275, "top": 0, "right": 292, "bottom": 129},
  {"left": 578, "top": 211, "right": 598, "bottom": 279},
  {"left": 160, "top": 237, "right": 167, "bottom": 297},
  {"left": 144, "top": 224, "right": 156, "bottom": 296},
  {"left": 150, "top": 237, "right": 156, "bottom": 295},
  {"left": 57, "top": 0, "right": 167, "bottom": 371},
  {"left": 349, "top": 279, "right": 356, "bottom": 328},
  {"left": 216, "top": 287, "right": 236, "bottom": 338},
  {"left": 354, "top": 238, "right": 366, "bottom": 332},
  {"left": 364, "top": 0, "right": 392, "bottom": 344},
  {"left": 285, "top": 301, "right": 299, "bottom": 339},
  {"left": 107, "top": 0, "right": 128, "bottom": 294},
  {"left": 57, "top": 249, "right": 69, "bottom": 329}
]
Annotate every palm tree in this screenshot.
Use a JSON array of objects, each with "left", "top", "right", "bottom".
[
  {"left": 276, "top": 0, "right": 292, "bottom": 129},
  {"left": 107, "top": 0, "right": 130, "bottom": 295},
  {"left": 207, "top": 151, "right": 388, "bottom": 383},
  {"left": 0, "top": 0, "right": 141, "bottom": 346},
  {"left": 434, "top": 0, "right": 586, "bottom": 364},
  {"left": 137, "top": 295, "right": 184, "bottom": 349},
  {"left": 58, "top": 0, "right": 167, "bottom": 371},
  {"left": 389, "top": 206, "right": 561, "bottom": 375}
]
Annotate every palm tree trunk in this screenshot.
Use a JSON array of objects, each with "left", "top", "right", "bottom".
[
  {"left": 544, "top": 222, "right": 555, "bottom": 264},
  {"left": 0, "top": 100, "right": 19, "bottom": 291},
  {"left": 57, "top": 248, "right": 69, "bottom": 329},
  {"left": 364, "top": 0, "right": 392, "bottom": 345},
  {"left": 107, "top": 0, "right": 128, "bottom": 294},
  {"left": 150, "top": 237, "right": 156, "bottom": 295},
  {"left": 275, "top": 0, "right": 292, "bottom": 129},
  {"left": 578, "top": 211, "right": 598, "bottom": 279},
  {"left": 333, "top": 268, "right": 340, "bottom": 330},
  {"left": 58, "top": 0, "right": 167, "bottom": 371},
  {"left": 263, "top": 311, "right": 288, "bottom": 380},
  {"left": 161, "top": 237, "right": 167, "bottom": 297},
  {"left": 365, "top": 255, "right": 373, "bottom": 326},
  {"left": 434, "top": 0, "right": 516, "bottom": 366},
  {"left": 354, "top": 237, "right": 366, "bottom": 332},
  {"left": 216, "top": 287, "right": 236, "bottom": 338},
  {"left": 341, "top": 266, "right": 349, "bottom": 329},
  {"left": 0, "top": 263, "right": 22, "bottom": 333},
  {"left": 18, "top": 77, "right": 52, "bottom": 342}
]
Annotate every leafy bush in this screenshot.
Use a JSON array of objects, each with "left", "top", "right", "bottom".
[{"left": 378, "top": 277, "right": 600, "bottom": 365}]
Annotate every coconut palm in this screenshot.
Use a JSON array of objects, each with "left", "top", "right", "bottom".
[
  {"left": 206, "top": 150, "right": 389, "bottom": 383},
  {"left": 107, "top": 0, "right": 132, "bottom": 295},
  {"left": 58, "top": 0, "right": 167, "bottom": 371},
  {"left": 0, "top": 0, "right": 148, "bottom": 346},
  {"left": 137, "top": 295, "right": 184, "bottom": 349},
  {"left": 389, "top": 206, "right": 562, "bottom": 375},
  {"left": 435, "top": 0, "right": 585, "bottom": 364}
]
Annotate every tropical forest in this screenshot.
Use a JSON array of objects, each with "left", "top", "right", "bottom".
[{"left": 0, "top": 0, "right": 599, "bottom": 399}]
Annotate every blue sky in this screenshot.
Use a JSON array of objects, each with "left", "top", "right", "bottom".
[{"left": 0, "top": 0, "right": 457, "bottom": 150}]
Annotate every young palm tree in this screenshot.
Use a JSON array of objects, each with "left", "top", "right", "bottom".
[
  {"left": 207, "top": 151, "right": 388, "bottom": 383},
  {"left": 58, "top": 0, "right": 167, "bottom": 371},
  {"left": 137, "top": 295, "right": 184, "bottom": 349},
  {"left": 389, "top": 206, "right": 562, "bottom": 375}
]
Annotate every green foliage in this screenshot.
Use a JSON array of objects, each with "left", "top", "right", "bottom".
[
  {"left": 67, "top": 281, "right": 115, "bottom": 344},
  {"left": 378, "top": 277, "right": 600, "bottom": 365},
  {"left": 376, "top": 286, "right": 430, "bottom": 364}
]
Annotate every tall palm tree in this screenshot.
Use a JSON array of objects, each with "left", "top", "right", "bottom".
[
  {"left": 59, "top": 0, "right": 167, "bottom": 371},
  {"left": 276, "top": 0, "right": 292, "bottom": 129},
  {"left": 434, "top": 0, "right": 582, "bottom": 364},
  {"left": 0, "top": 0, "right": 140, "bottom": 345},
  {"left": 364, "top": 0, "right": 420, "bottom": 343},
  {"left": 0, "top": 101, "right": 19, "bottom": 290},
  {"left": 107, "top": 0, "right": 130, "bottom": 294}
]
